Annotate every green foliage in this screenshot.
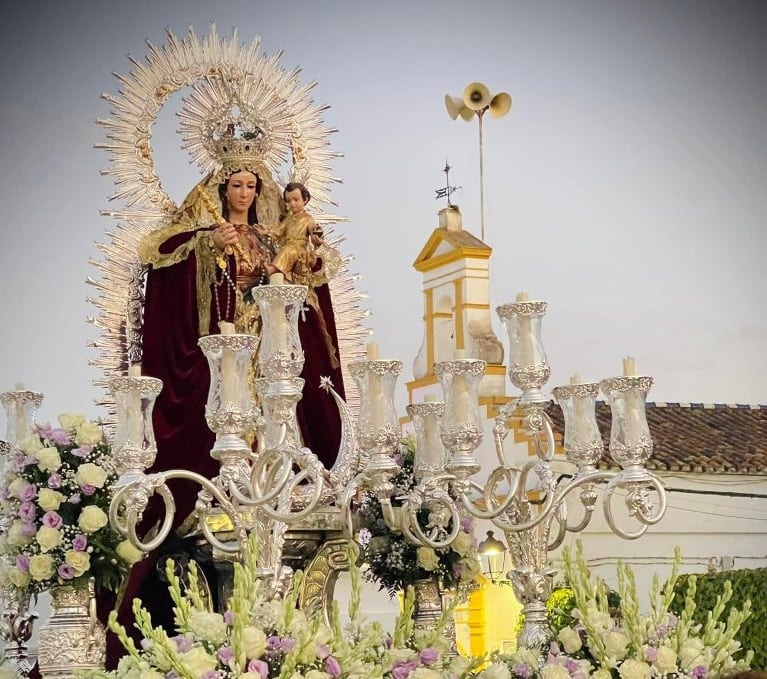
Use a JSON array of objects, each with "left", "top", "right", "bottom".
[{"left": 672, "top": 567, "right": 767, "bottom": 670}]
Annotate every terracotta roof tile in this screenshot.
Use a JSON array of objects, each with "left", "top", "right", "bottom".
[{"left": 546, "top": 402, "right": 767, "bottom": 475}]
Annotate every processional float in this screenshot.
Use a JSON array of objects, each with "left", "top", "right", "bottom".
[{"left": 0, "top": 27, "right": 668, "bottom": 676}]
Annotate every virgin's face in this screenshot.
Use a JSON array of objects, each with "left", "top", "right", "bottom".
[{"left": 226, "top": 171, "right": 258, "bottom": 215}]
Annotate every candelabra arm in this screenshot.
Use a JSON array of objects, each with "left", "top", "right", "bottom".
[
  {"left": 492, "top": 413, "right": 514, "bottom": 468},
  {"left": 379, "top": 496, "right": 399, "bottom": 533},
  {"left": 604, "top": 474, "right": 667, "bottom": 539},
  {"left": 254, "top": 464, "right": 325, "bottom": 522},
  {"left": 531, "top": 410, "right": 556, "bottom": 460},
  {"left": 227, "top": 449, "right": 293, "bottom": 506},
  {"left": 339, "top": 472, "right": 365, "bottom": 537},
  {"left": 399, "top": 474, "right": 462, "bottom": 549},
  {"left": 110, "top": 470, "right": 246, "bottom": 553},
  {"left": 457, "top": 467, "right": 519, "bottom": 520}
]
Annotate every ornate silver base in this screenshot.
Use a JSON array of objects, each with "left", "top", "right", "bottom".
[{"left": 37, "top": 581, "right": 105, "bottom": 679}]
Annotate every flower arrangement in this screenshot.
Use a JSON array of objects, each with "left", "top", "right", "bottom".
[
  {"left": 357, "top": 437, "right": 480, "bottom": 596},
  {"left": 0, "top": 414, "right": 141, "bottom": 595},
  {"left": 98, "top": 532, "right": 467, "bottom": 679},
  {"left": 482, "top": 544, "right": 753, "bottom": 679}
]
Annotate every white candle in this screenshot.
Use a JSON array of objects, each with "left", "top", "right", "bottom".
[
  {"left": 219, "top": 322, "right": 237, "bottom": 405},
  {"left": 569, "top": 374, "right": 587, "bottom": 441},
  {"left": 515, "top": 291, "right": 533, "bottom": 367},
  {"left": 452, "top": 373, "right": 470, "bottom": 423},
  {"left": 366, "top": 341, "right": 383, "bottom": 427},
  {"left": 454, "top": 348, "right": 466, "bottom": 359},
  {"left": 127, "top": 364, "right": 143, "bottom": 443},
  {"left": 269, "top": 298, "right": 289, "bottom": 353},
  {"left": 622, "top": 356, "right": 636, "bottom": 376},
  {"left": 269, "top": 272, "right": 285, "bottom": 286},
  {"left": 366, "top": 341, "right": 379, "bottom": 360},
  {"left": 421, "top": 396, "right": 444, "bottom": 469},
  {"left": 622, "top": 357, "right": 641, "bottom": 443}
]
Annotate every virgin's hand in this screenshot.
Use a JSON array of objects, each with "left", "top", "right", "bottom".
[{"left": 212, "top": 223, "right": 238, "bottom": 250}]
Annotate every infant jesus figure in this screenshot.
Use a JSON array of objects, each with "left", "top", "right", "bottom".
[{"left": 261, "top": 181, "right": 323, "bottom": 282}]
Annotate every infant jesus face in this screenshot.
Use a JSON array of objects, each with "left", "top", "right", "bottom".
[{"left": 285, "top": 186, "right": 308, "bottom": 215}]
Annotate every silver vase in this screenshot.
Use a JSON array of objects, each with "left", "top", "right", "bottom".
[{"left": 37, "top": 580, "right": 106, "bottom": 679}]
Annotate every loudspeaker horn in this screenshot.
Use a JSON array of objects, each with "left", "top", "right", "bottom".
[
  {"left": 445, "top": 94, "right": 469, "bottom": 121},
  {"left": 489, "top": 91, "right": 512, "bottom": 118},
  {"left": 462, "top": 82, "right": 491, "bottom": 111}
]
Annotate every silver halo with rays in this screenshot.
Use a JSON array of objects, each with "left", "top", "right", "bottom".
[{"left": 90, "top": 25, "right": 369, "bottom": 417}]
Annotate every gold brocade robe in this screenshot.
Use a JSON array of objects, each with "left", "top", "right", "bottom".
[{"left": 270, "top": 211, "right": 318, "bottom": 281}]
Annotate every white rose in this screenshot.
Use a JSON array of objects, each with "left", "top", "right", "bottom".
[
  {"left": 7, "top": 478, "right": 30, "bottom": 499},
  {"left": 451, "top": 531, "right": 473, "bottom": 557},
  {"left": 75, "top": 463, "right": 108, "bottom": 489},
  {"left": 557, "top": 626, "right": 582, "bottom": 654},
  {"left": 604, "top": 630, "right": 629, "bottom": 661},
  {"left": 618, "top": 659, "right": 651, "bottom": 679},
  {"left": 58, "top": 413, "right": 86, "bottom": 430},
  {"left": 116, "top": 540, "right": 145, "bottom": 565},
  {"left": 19, "top": 433, "right": 43, "bottom": 454},
  {"left": 8, "top": 567, "right": 32, "bottom": 588},
  {"left": 678, "top": 638, "right": 706, "bottom": 669},
  {"left": 37, "top": 448, "right": 62, "bottom": 473},
  {"left": 653, "top": 646, "right": 678, "bottom": 675},
  {"left": 78, "top": 505, "right": 108, "bottom": 533},
  {"left": 65, "top": 549, "right": 91, "bottom": 576},
  {"left": 541, "top": 665, "right": 570, "bottom": 679},
  {"left": 479, "top": 663, "right": 511, "bottom": 679},
  {"left": 7, "top": 520, "right": 32, "bottom": 547},
  {"left": 416, "top": 546, "right": 439, "bottom": 571},
  {"left": 28, "top": 554, "right": 56, "bottom": 581},
  {"left": 37, "top": 526, "right": 62, "bottom": 552},
  {"left": 179, "top": 647, "right": 218, "bottom": 679},
  {"left": 38, "top": 488, "right": 65, "bottom": 512},
  {"left": 75, "top": 421, "right": 103, "bottom": 446},
  {"left": 188, "top": 611, "right": 227, "bottom": 646},
  {"left": 241, "top": 626, "right": 267, "bottom": 658}
]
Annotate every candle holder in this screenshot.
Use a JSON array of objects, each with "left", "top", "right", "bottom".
[
  {"left": 350, "top": 359, "right": 403, "bottom": 466},
  {"left": 252, "top": 284, "right": 307, "bottom": 380},
  {"left": 406, "top": 401, "right": 447, "bottom": 481},
  {"left": 552, "top": 381, "right": 603, "bottom": 474},
  {"left": 435, "top": 359, "right": 485, "bottom": 483},
  {"left": 339, "top": 359, "right": 403, "bottom": 535},
  {"left": 255, "top": 377, "right": 304, "bottom": 452},
  {"left": 198, "top": 333, "right": 260, "bottom": 455},
  {"left": 109, "top": 375, "right": 162, "bottom": 485},
  {"left": 0, "top": 389, "right": 43, "bottom": 445},
  {"left": 600, "top": 375, "right": 654, "bottom": 472},
  {"left": 497, "top": 300, "right": 550, "bottom": 401}
]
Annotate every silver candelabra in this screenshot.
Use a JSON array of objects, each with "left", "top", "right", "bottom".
[
  {"left": 342, "top": 295, "right": 667, "bottom": 651},
  {"left": 108, "top": 282, "right": 337, "bottom": 587}
]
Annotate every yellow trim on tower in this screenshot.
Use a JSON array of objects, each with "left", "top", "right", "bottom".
[
  {"left": 415, "top": 247, "right": 491, "bottom": 273},
  {"left": 425, "top": 288, "right": 434, "bottom": 372},
  {"left": 454, "top": 279, "right": 464, "bottom": 351}
]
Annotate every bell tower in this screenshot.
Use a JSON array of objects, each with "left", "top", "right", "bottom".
[{"left": 407, "top": 205, "right": 507, "bottom": 404}]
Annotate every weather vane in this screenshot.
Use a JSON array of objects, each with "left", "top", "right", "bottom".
[{"left": 434, "top": 160, "right": 461, "bottom": 207}]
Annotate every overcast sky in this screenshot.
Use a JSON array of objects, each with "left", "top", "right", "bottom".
[{"left": 1, "top": 0, "right": 766, "bottom": 424}]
